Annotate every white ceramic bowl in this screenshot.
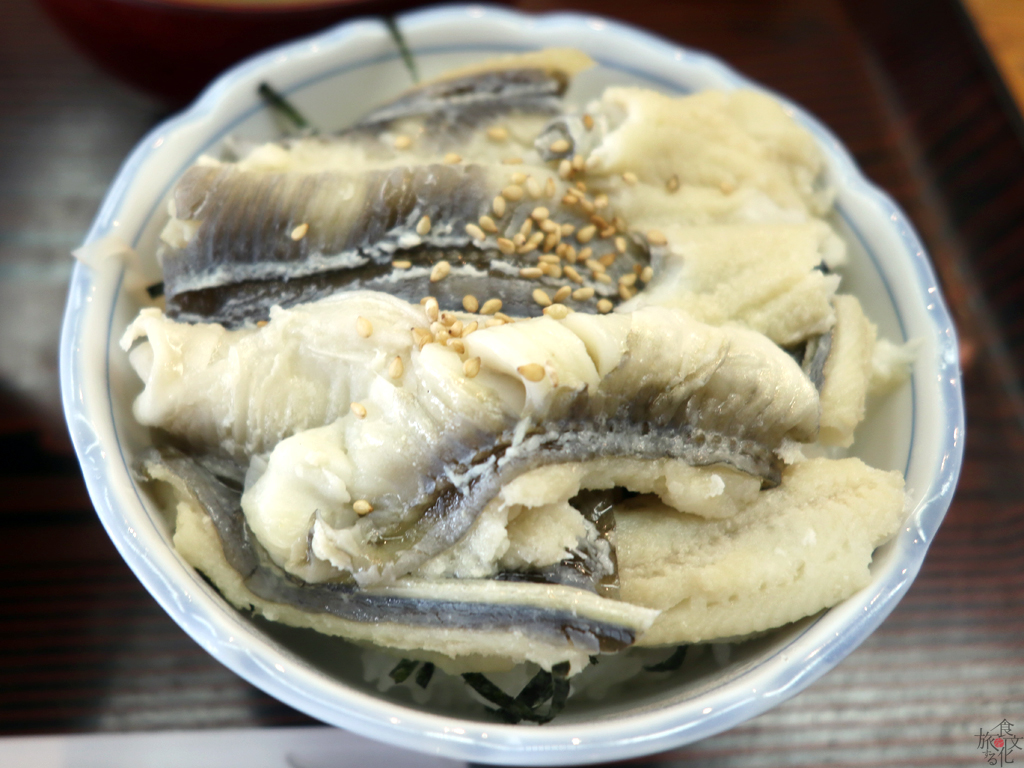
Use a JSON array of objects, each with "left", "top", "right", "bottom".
[{"left": 60, "top": 5, "right": 965, "bottom": 764}]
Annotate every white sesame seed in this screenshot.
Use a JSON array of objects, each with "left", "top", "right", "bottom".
[
  {"left": 519, "top": 218, "right": 534, "bottom": 237},
  {"left": 502, "top": 185, "right": 524, "bottom": 201},
  {"left": 647, "top": 229, "right": 668, "bottom": 246},
  {"left": 463, "top": 357, "right": 482, "bottom": 378},
  {"left": 393, "top": 135, "right": 411, "bottom": 149},
  {"left": 582, "top": 114, "right": 594, "bottom": 130},
  {"left": 444, "top": 152, "right": 462, "bottom": 164},
  {"left": 353, "top": 499, "right": 373, "bottom": 515},
  {"left": 440, "top": 312, "right": 457, "bottom": 327},
  {"left": 526, "top": 177, "right": 542, "bottom": 198},
  {"left": 622, "top": 171, "right": 638, "bottom": 185},
  {"left": 532, "top": 288, "right": 552, "bottom": 307},
  {"left": 619, "top": 272, "right": 637, "bottom": 287},
  {"left": 416, "top": 215, "right": 431, "bottom": 236},
  {"left": 531, "top": 206, "right": 549, "bottom": 221},
  {"left": 484, "top": 317, "right": 505, "bottom": 328},
  {"left": 462, "top": 321, "right": 478, "bottom": 336},
  {"left": 497, "top": 237, "right": 515, "bottom": 254},
  {"left": 517, "top": 363, "right": 546, "bottom": 382},
  {"left": 511, "top": 172, "right": 527, "bottom": 184},
  {"left": 640, "top": 266, "right": 654, "bottom": 283},
  {"left": 350, "top": 402, "right": 367, "bottom": 418},
  {"left": 493, "top": 195, "right": 507, "bottom": 217},
  {"left": 572, "top": 286, "right": 595, "bottom": 301},
  {"left": 666, "top": 174, "right": 680, "bottom": 192},
  {"left": 564, "top": 265, "right": 583, "bottom": 283},
  {"left": 572, "top": 154, "right": 586, "bottom": 171},
  {"left": 543, "top": 304, "right": 570, "bottom": 319},
  {"left": 564, "top": 245, "right": 578, "bottom": 263},
  {"left": 393, "top": 259, "right": 412, "bottom": 270},
  {"left": 486, "top": 126, "right": 508, "bottom": 142},
  {"left": 479, "top": 215, "right": 498, "bottom": 233},
  {"left": 597, "top": 298, "right": 613, "bottom": 314},
  {"left": 434, "top": 328, "right": 450, "bottom": 344},
  {"left": 577, "top": 224, "right": 596, "bottom": 243},
  {"left": 549, "top": 138, "right": 571, "bottom": 153},
  {"left": 290, "top": 222, "right": 309, "bottom": 241},
  {"left": 540, "top": 218, "right": 558, "bottom": 233},
  {"left": 599, "top": 252, "right": 617, "bottom": 267},
  {"left": 465, "top": 223, "right": 486, "bottom": 241},
  {"left": 412, "top": 327, "right": 433, "bottom": 349},
  {"left": 430, "top": 261, "right": 451, "bottom": 282},
  {"left": 615, "top": 236, "right": 627, "bottom": 254},
  {"left": 462, "top": 295, "right": 479, "bottom": 313},
  {"left": 447, "top": 338, "right": 465, "bottom": 353},
  {"left": 513, "top": 233, "right": 526, "bottom": 247},
  {"left": 544, "top": 177, "right": 556, "bottom": 198},
  {"left": 619, "top": 283, "right": 636, "bottom": 301},
  {"left": 424, "top": 297, "right": 439, "bottom": 322},
  {"left": 480, "top": 298, "right": 502, "bottom": 315},
  {"left": 595, "top": 272, "right": 612, "bottom": 284},
  {"left": 558, "top": 159, "right": 572, "bottom": 179},
  {"left": 388, "top": 356, "right": 404, "bottom": 379},
  {"left": 503, "top": 157, "right": 523, "bottom": 165},
  {"left": 553, "top": 285, "right": 572, "bottom": 303},
  {"left": 578, "top": 247, "right": 593, "bottom": 261},
  {"left": 356, "top": 316, "right": 373, "bottom": 338},
  {"left": 585, "top": 258, "right": 605, "bottom": 273},
  {"left": 594, "top": 194, "right": 609, "bottom": 209},
  {"left": 519, "top": 267, "right": 543, "bottom": 278}
]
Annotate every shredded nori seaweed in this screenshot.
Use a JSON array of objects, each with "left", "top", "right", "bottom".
[
  {"left": 389, "top": 658, "right": 420, "bottom": 683},
  {"left": 415, "top": 662, "right": 435, "bottom": 689},
  {"left": 462, "top": 661, "right": 572, "bottom": 724},
  {"left": 146, "top": 281, "right": 164, "bottom": 299},
  {"left": 384, "top": 17, "right": 419, "bottom": 84},
  {"left": 258, "top": 82, "right": 314, "bottom": 134},
  {"left": 644, "top": 645, "right": 689, "bottom": 673}
]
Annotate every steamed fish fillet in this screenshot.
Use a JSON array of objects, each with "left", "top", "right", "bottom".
[
  {"left": 144, "top": 448, "right": 656, "bottom": 674},
  {"left": 614, "top": 457, "right": 905, "bottom": 645},
  {"left": 123, "top": 294, "right": 820, "bottom": 587},
  {"left": 160, "top": 161, "right": 650, "bottom": 327}
]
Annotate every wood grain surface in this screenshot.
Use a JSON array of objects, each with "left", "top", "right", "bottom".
[{"left": 1, "top": 0, "right": 1022, "bottom": 764}]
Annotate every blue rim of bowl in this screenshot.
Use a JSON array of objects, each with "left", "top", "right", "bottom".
[{"left": 59, "top": 4, "right": 966, "bottom": 764}]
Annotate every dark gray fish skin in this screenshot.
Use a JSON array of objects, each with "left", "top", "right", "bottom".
[
  {"left": 163, "top": 163, "right": 651, "bottom": 327},
  {"left": 141, "top": 447, "right": 638, "bottom": 654},
  {"left": 351, "top": 68, "right": 568, "bottom": 136},
  {"left": 801, "top": 329, "right": 834, "bottom": 390}
]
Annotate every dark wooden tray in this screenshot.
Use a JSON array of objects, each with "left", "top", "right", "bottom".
[{"left": 1, "top": 0, "right": 1021, "bottom": 764}]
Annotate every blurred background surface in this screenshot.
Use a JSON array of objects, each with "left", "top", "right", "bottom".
[{"left": 1, "top": 0, "right": 1022, "bottom": 765}]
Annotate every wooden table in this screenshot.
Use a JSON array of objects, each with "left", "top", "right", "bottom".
[{"left": 1, "top": 0, "right": 1021, "bottom": 764}]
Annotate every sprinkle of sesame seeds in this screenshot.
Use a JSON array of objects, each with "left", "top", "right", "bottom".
[
  {"left": 600, "top": 226, "right": 616, "bottom": 238},
  {"left": 430, "top": 261, "right": 451, "bottom": 282},
  {"left": 353, "top": 499, "right": 373, "bottom": 515},
  {"left": 497, "top": 237, "right": 515, "bottom": 254},
  {"left": 549, "top": 264, "right": 563, "bottom": 279},
  {"left": 493, "top": 195, "right": 507, "bottom": 217},
  {"left": 580, "top": 198, "right": 595, "bottom": 214},
  {"left": 562, "top": 193, "right": 578, "bottom": 206},
  {"left": 597, "top": 298, "right": 613, "bottom": 314},
  {"left": 531, "top": 206, "right": 549, "bottom": 221},
  {"left": 393, "top": 135, "right": 411, "bottom": 149},
  {"left": 486, "top": 126, "right": 508, "bottom": 142},
  {"left": 511, "top": 172, "right": 527, "bottom": 184},
  {"left": 543, "top": 304, "right": 570, "bottom": 320},
  {"left": 484, "top": 318, "right": 505, "bottom": 328},
  {"left": 256, "top": 320, "right": 268, "bottom": 327},
  {"left": 559, "top": 223, "right": 574, "bottom": 236},
  {"left": 520, "top": 267, "right": 543, "bottom": 278},
  {"left": 480, "top": 298, "right": 502, "bottom": 315},
  {"left": 351, "top": 402, "right": 367, "bottom": 418},
  {"left": 495, "top": 312, "right": 513, "bottom": 323},
  {"left": 585, "top": 258, "right": 605, "bottom": 274},
  {"left": 666, "top": 174, "right": 679, "bottom": 192},
  {"left": 640, "top": 265, "right": 654, "bottom": 283},
  {"left": 463, "top": 357, "right": 482, "bottom": 377},
  {"left": 532, "top": 288, "right": 552, "bottom": 307},
  {"left": 615, "top": 236, "right": 627, "bottom": 254},
  {"left": 549, "top": 138, "right": 571, "bottom": 153},
  {"left": 526, "top": 177, "right": 542, "bottom": 198},
  {"left": 553, "top": 285, "right": 572, "bottom": 303},
  {"left": 462, "top": 295, "right": 479, "bottom": 313},
  {"left": 594, "top": 194, "right": 609, "bottom": 209},
  {"left": 528, "top": 231, "right": 545, "bottom": 247},
  {"left": 388, "top": 356, "right": 404, "bottom": 379},
  {"left": 424, "top": 297, "right": 439, "bottom": 321},
  {"left": 444, "top": 152, "right": 462, "bottom": 164},
  {"left": 434, "top": 328, "right": 450, "bottom": 344},
  {"left": 564, "top": 245, "right": 578, "bottom": 263},
  {"left": 543, "top": 233, "right": 559, "bottom": 252},
  {"left": 556, "top": 243, "right": 568, "bottom": 257},
  {"left": 622, "top": 171, "right": 638, "bottom": 185},
  {"left": 599, "top": 253, "right": 617, "bottom": 267},
  {"left": 538, "top": 262, "right": 552, "bottom": 276},
  {"left": 290, "top": 222, "right": 309, "bottom": 240},
  {"left": 513, "top": 233, "right": 526, "bottom": 247},
  {"left": 558, "top": 159, "right": 572, "bottom": 179},
  {"left": 595, "top": 272, "right": 613, "bottom": 284},
  {"left": 451, "top": 320, "right": 465, "bottom": 337},
  {"left": 502, "top": 184, "right": 524, "bottom": 201},
  {"left": 519, "top": 218, "right": 534, "bottom": 237},
  {"left": 578, "top": 246, "right": 593, "bottom": 261},
  {"left": 518, "top": 242, "right": 538, "bottom": 256},
  {"left": 356, "top": 316, "right": 373, "bottom": 338},
  {"left": 572, "top": 154, "right": 586, "bottom": 171},
  {"left": 430, "top": 321, "right": 445, "bottom": 336},
  {"left": 465, "top": 223, "right": 485, "bottom": 241},
  {"left": 619, "top": 273, "right": 638, "bottom": 287},
  {"left": 647, "top": 229, "right": 668, "bottom": 246},
  {"left": 479, "top": 215, "right": 498, "bottom": 233},
  {"left": 518, "top": 363, "right": 546, "bottom": 382},
  {"left": 619, "top": 283, "right": 636, "bottom": 300},
  {"left": 572, "top": 286, "right": 595, "bottom": 301},
  {"left": 447, "top": 338, "right": 465, "bottom": 354},
  {"left": 503, "top": 157, "right": 523, "bottom": 165},
  {"left": 591, "top": 214, "right": 609, "bottom": 229},
  {"left": 536, "top": 253, "right": 558, "bottom": 265},
  {"left": 440, "top": 312, "right": 457, "bottom": 327},
  {"left": 540, "top": 218, "right": 558, "bottom": 233},
  {"left": 416, "top": 215, "right": 431, "bottom": 236},
  {"left": 544, "top": 177, "right": 556, "bottom": 197},
  {"left": 412, "top": 327, "right": 433, "bottom": 349},
  {"left": 462, "top": 321, "right": 478, "bottom": 336},
  {"left": 564, "top": 265, "right": 583, "bottom": 284},
  {"left": 582, "top": 113, "right": 595, "bottom": 130},
  {"left": 577, "top": 224, "right": 596, "bottom": 243}
]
